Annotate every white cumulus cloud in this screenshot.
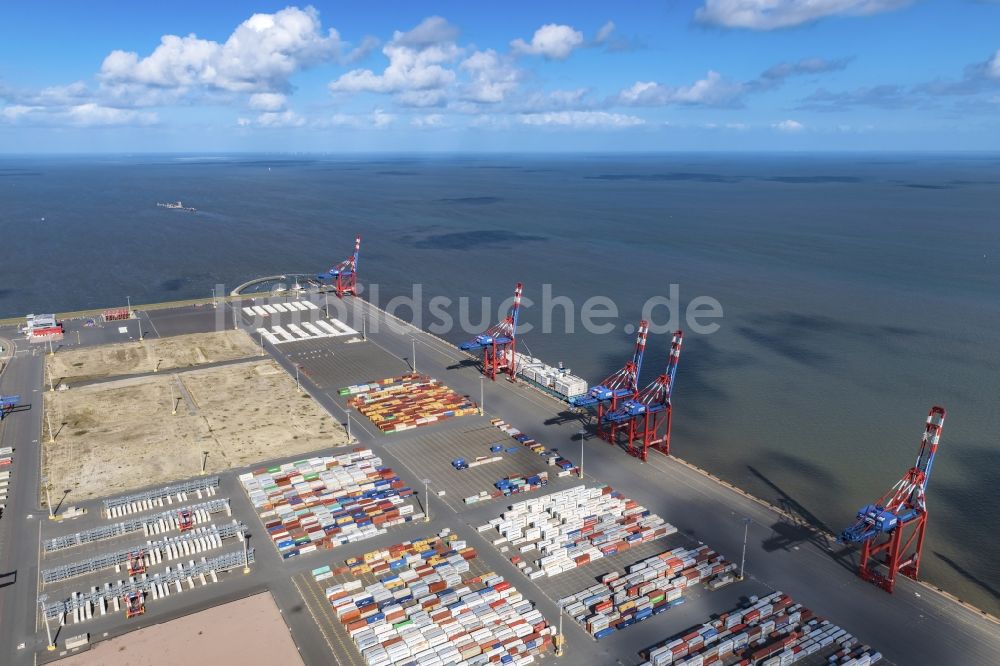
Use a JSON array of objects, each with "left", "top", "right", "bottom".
[
  {"left": 696, "top": 0, "right": 909, "bottom": 30},
  {"left": 372, "top": 108, "right": 395, "bottom": 127},
  {"left": 460, "top": 50, "right": 521, "bottom": 103},
  {"left": 1, "top": 105, "right": 42, "bottom": 122},
  {"left": 773, "top": 119, "right": 805, "bottom": 132},
  {"left": 249, "top": 92, "right": 287, "bottom": 111},
  {"left": 1, "top": 103, "right": 158, "bottom": 126},
  {"left": 619, "top": 71, "right": 745, "bottom": 107},
  {"left": 510, "top": 24, "right": 584, "bottom": 60},
  {"left": 411, "top": 113, "right": 446, "bottom": 128},
  {"left": 518, "top": 110, "right": 645, "bottom": 128},
  {"left": 255, "top": 110, "right": 305, "bottom": 127},
  {"left": 100, "top": 6, "right": 343, "bottom": 94},
  {"left": 988, "top": 49, "right": 1000, "bottom": 79},
  {"left": 320, "top": 109, "right": 395, "bottom": 129},
  {"left": 329, "top": 17, "right": 460, "bottom": 96},
  {"left": 594, "top": 21, "right": 616, "bottom": 44}
]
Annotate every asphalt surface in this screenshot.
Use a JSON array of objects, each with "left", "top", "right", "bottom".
[
  {"left": 0, "top": 336, "right": 46, "bottom": 661},
  {"left": 0, "top": 295, "right": 996, "bottom": 666}
]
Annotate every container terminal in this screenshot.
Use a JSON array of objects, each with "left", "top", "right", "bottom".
[{"left": 0, "top": 234, "right": 998, "bottom": 666}]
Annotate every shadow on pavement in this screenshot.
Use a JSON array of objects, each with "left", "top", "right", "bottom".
[
  {"left": 446, "top": 359, "right": 480, "bottom": 372},
  {"left": 747, "top": 465, "right": 856, "bottom": 574}
]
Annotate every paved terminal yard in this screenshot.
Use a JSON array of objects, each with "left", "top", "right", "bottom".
[
  {"left": 384, "top": 421, "right": 584, "bottom": 513},
  {"left": 41, "top": 355, "right": 347, "bottom": 503},
  {"left": 0, "top": 293, "right": 998, "bottom": 666},
  {"left": 283, "top": 336, "right": 412, "bottom": 391}
]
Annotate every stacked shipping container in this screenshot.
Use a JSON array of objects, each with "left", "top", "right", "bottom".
[
  {"left": 513, "top": 352, "right": 588, "bottom": 402},
  {"left": 558, "top": 544, "right": 735, "bottom": 639},
  {"left": 641, "top": 592, "right": 882, "bottom": 666},
  {"left": 0, "top": 447, "right": 10, "bottom": 519},
  {"left": 318, "top": 536, "right": 554, "bottom": 666},
  {"left": 341, "top": 374, "right": 478, "bottom": 433},
  {"left": 481, "top": 485, "right": 677, "bottom": 579},
  {"left": 488, "top": 419, "right": 579, "bottom": 475},
  {"left": 239, "top": 450, "right": 420, "bottom": 559}
]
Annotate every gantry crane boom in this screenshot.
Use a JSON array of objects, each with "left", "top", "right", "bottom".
[
  {"left": 570, "top": 321, "right": 648, "bottom": 443},
  {"left": 459, "top": 282, "right": 523, "bottom": 381},
  {"left": 318, "top": 234, "right": 361, "bottom": 297},
  {"left": 839, "top": 406, "right": 946, "bottom": 592},
  {"left": 604, "top": 330, "right": 683, "bottom": 460}
]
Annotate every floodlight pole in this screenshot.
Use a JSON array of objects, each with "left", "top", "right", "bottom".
[
  {"left": 739, "top": 518, "right": 751, "bottom": 581},
  {"left": 243, "top": 531, "right": 251, "bottom": 574},
  {"left": 39, "top": 595, "right": 55, "bottom": 651}
]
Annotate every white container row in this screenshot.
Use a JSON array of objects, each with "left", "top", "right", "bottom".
[
  {"left": 142, "top": 508, "right": 214, "bottom": 536},
  {"left": 485, "top": 485, "right": 675, "bottom": 577},
  {"left": 116, "top": 530, "right": 225, "bottom": 571},
  {"left": 62, "top": 565, "right": 222, "bottom": 626},
  {"left": 105, "top": 486, "right": 218, "bottom": 519}
]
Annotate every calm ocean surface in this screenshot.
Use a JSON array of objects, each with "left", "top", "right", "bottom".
[{"left": 2, "top": 153, "right": 998, "bottom": 613}]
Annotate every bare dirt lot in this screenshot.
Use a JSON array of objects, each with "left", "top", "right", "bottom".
[
  {"left": 45, "top": 330, "right": 258, "bottom": 385},
  {"left": 42, "top": 359, "right": 347, "bottom": 502},
  {"left": 57, "top": 592, "right": 303, "bottom": 666}
]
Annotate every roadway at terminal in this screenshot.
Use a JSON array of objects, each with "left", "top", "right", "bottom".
[{"left": 0, "top": 293, "right": 996, "bottom": 665}]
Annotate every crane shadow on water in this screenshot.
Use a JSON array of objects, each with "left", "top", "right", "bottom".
[{"left": 932, "top": 551, "right": 1000, "bottom": 603}]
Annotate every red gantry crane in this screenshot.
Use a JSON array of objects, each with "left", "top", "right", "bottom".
[
  {"left": 177, "top": 509, "right": 194, "bottom": 532},
  {"left": 603, "top": 330, "right": 683, "bottom": 460},
  {"left": 570, "top": 321, "right": 648, "bottom": 443},
  {"left": 126, "top": 549, "right": 146, "bottom": 576},
  {"left": 124, "top": 591, "right": 145, "bottom": 619},
  {"left": 460, "top": 282, "right": 523, "bottom": 381},
  {"left": 839, "top": 406, "right": 946, "bottom": 593},
  {"left": 318, "top": 234, "right": 361, "bottom": 297}
]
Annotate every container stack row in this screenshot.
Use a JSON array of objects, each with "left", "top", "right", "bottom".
[
  {"left": 493, "top": 472, "right": 550, "bottom": 497},
  {"left": 320, "top": 536, "right": 554, "bottom": 666},
  {"left": 0, "top": 446, "right": 11, "bottom": 520},
  {"left": 239, "top": 449, "right": 420, "bottom": 559},
  {"left": 342, "top": 373, "right": 478, "bottom": 433},
  {"left": 641, "top": 592, "right": 882, "bottom": 666},
  {"left": 488, "top": 419, "right": 578, "bottom": 476},
  {"left": 482, "top": 485, "right": 677, "bottom": 579},
  {"left": 513, "top": 352, "right": 588, "bottom": 401},
  {"left": 463, "top": 471, "right": 551, "bottom": 506},
  {"left": 558, "top": 544, "right": 734, "bottom": 639},
  {"left": 490, "top": 419, "right": 546, "bottom": 454}
]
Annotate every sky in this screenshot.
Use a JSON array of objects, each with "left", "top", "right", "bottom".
[{"left": 1, "top": 0, "right": 999, "bottom": 152}]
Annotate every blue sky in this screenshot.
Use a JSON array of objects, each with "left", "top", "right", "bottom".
[{"left": 1, "top": 1, "right": 998, "bottom": 152}]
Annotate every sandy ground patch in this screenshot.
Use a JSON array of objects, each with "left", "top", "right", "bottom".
[
  {"left": 45, "top": 330, "right": 258, "bottom": 385},
  {"left": 56, "top": 592, "right": 303, "bottom": 666},
  {"left": 42, "top": 359, "right": 347, "bottom": 503}
]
